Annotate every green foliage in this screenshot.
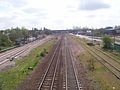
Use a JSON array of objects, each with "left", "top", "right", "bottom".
[
  {"left": 88, "top": 58, "right": 95, "bottom": 71},
  {"left": 0, "top": 27, "right": 52, "bottom": 50},
  {"left": 40, "top": 48, "right": 48, "bottom": 57},
  {"left": 8, "top": 27, "right": 29, "bottom": 43},
  {"left": 0, "top": 39, "right": 55, "bottom": 90},
  {"left": 40, "top": 52, "right": 45, "bottom": 57},
  {"left": 43, "top": 28, "right": 52, "bottom": 35},
  {"left": 102, "top": 35, "right": 113, "bottom": 49},
  {"left": 0, "top": 34, "right": 12, "bottom": 47},
  {"left": 0, "top": 27, "right": 30, "bottom": 50}
]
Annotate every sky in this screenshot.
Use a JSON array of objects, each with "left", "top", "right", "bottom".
[{"left": 0, "top": 0, "right": 120, "bottom": 30}]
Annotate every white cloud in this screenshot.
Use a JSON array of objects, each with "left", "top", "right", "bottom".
[
  {"left": 79, "top": 0, "right": 110, "bottom": 11},
  {"left": 3, "top": 0, "right": 26, "bottom": 7},
  {"left": 0, "top": 0, "right": 120, "bottom": 29}
]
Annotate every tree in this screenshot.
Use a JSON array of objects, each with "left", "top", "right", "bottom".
[
  {"left": 21, "top": 27, "right": 29, "bottom": 42},
  {"left": 43, "top": 27, "right": 52, "bottom": 35},
  {"left": 0, "top": 34, "right": 12, "bottom": 47},
  {"left": 102, "top": 35, "right": 113, "bottom": 49},
  {"left": 8, "top": 27, "right": 29, "bottom": 44}
]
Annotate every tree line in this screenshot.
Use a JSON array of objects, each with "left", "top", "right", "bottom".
[{"left": 0, "top": 27, "right": 52, "bottom": 50}]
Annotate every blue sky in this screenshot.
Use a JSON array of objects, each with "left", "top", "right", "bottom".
[{"left": 0, "top": 0, "right": 120, "bottom": 29}]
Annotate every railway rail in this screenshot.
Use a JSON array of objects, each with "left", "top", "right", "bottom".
[
  {"left": 64, "top": 37, "right": 82, "bottom": 90},
  {"left": 76, "top": 37, "right": 120, "bottom": 79},
  {"left": 93, "top": 46, "right": 120, "bottom": 64},
  {"left": 37, "top": 36, "right": 82, "bottom": 90},
  {"left": 0, "top": 37, "right": 51, "bottom": 66},
  {"left": 90, "top": 46, "right": 120, "bottom": 70},
  {"left": 37, "top": 39, "right": 62, "bottom": 90}
]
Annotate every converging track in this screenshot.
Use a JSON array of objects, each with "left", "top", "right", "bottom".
[
  {"left": 37, "top": 36, "right": 83, "bottom": 90},
  {"left": 18, "top": 35, "right": 86, "bottom": 90},
  {"left": 76, "top": 36, "right": 120, "bottom": 79}
]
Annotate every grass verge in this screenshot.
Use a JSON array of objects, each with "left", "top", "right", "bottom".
[{"left": 0, "top": 39, "right": 56, "bottom": 90}]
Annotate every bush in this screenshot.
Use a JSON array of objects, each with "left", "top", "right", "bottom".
[
  {"left": 88, "top": 59, "right": 95, "bottom": 71},
  {"left": 102, "top": 35, "right": 113, "bottom": 50},
  {"left": 40, "top": 52, "right": 45, "bottom": 57},
  {"left": 28, "top": 67, "right": 33, "bottom": 70},
  {"left": 40, "top": 48, "right": 48, "bottom": 57},
  {"left": 43, "top": 48, "right": 48, "bottom": 53}
]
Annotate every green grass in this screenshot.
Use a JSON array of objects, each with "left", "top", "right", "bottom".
[
  {"left": 0, "top": 39, "right": 56, "bottom": 90},
  {"left": 78, "top": 50, "right": 120, "bottom": 90},
  {"left": 70, "top": 35, "right": 120, "bottom": 90}
]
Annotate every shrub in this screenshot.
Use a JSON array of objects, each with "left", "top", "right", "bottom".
[
  {"left": 102, "top": 35, "right": 113, "bottom": 50},
  {"left": 40, "top": 52, "right": 45, "bottom": 57}
]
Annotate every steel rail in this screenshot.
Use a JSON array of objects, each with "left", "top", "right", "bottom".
[
  {"left": 64, "top": 37, "right": 68, "bottom": 90},
  {"left": 93, "top": 46, "right": 120, "bottom": 64},
  {"left": 50, "top": 46, "right": 61, "bottom": 90},
  {"left": 78, "top": 39, "right": 120, "bottom": 79},
  {"left": 66, "top": 38, "right": 82, "bottom": 90},
  {"left": 37, "top": 39, "right": 61, "bottom": 90}
]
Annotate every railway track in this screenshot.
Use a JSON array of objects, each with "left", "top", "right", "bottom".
[
  {"left": 64, "top": 37, "right": 82, "bottom": 90},
  {"left": 0, "top": 37, "right": 51, "bottom": 66},
  {"left": 90, "top": 46, "right": 120, "bottom": 70},
  {"left": 37, "top": 36, "right": 82, "bottom": 90},
  {"left": 76, "top": 37, "right": 120, "bottom": 79},
  {"left": 93, "top": 46, "right": 120, "bottom": 63},
  {"left": 37, "top": 39, "right": 62, "bottom": 90}
]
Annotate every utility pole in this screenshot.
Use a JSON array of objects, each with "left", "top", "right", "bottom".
[
  {"left": 92, "top": 29, "right": 94, "bottom": 44},
  {"left": 113, "top": 29, "right": 116, "bottom": 50}
]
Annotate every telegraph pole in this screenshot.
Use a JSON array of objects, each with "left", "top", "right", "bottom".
[
  {"left": 113, "top": 29, "right": 116, "bottom": 51},
  {"left": 92, "top": 29, "right": 94, "bottom": 44}
]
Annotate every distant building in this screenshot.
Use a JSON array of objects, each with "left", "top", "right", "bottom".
[
  {"left": 86, "top": 30, "right": 92, "bottom": 36},
  {"left": 114, "top": 27, "right": 120, "bottom": 35},
  {"left": 77, "top": 30, "right": 86, "bottom": 35},
  {"left": 104, "top": 27, "right": 114, "bottom": 35},
  {"left": 103, "top": 26, "right": 120, "bottom": 35}
]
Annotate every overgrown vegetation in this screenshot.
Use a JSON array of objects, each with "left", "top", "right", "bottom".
[
  {"left": 71, "top": 36, "right": 120, "bottom": 90},
  {"left": 0, "top": 39, "right": 55, "bottom": 90},
  {"left": 102, "top": 35, "right": 113, "bottom": 50},
  {"left": 88, "top": 58, "right": 95, "bottom": 71},
  {"left": 0, "top": 33, "right": 12, "bottom": 50},
  {"left": 40, "top": 48, "right": 48, "bottom": 57}
]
